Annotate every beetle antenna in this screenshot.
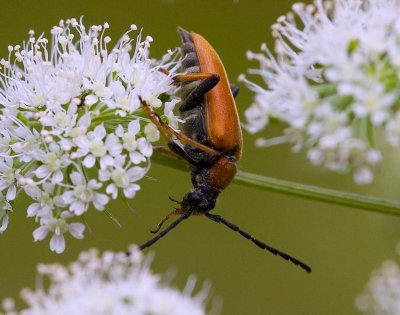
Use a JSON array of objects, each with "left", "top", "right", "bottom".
[
  {"left": 205, "top": 213, "right": 312, "bottom": 273},
  {"left": 168, "top": 196, "right": 181, "bottom": 204},
  {"left": 139, "top": 208, "right": 194, "bottom": 250}
]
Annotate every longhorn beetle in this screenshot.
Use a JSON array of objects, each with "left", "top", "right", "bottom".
[{"left": 137, "top": 28, "right": 311, "bottom": 273}]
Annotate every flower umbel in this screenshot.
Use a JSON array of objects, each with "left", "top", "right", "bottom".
[
  {"left": 0, "top": 246, "right": 212, "bottom": 315},
  {"left": 0, "top": 18, "right": 181, "bottom": 252},
  {"left": 355, "top": 243, "right": 400, "bottom": 314},
  {"left": 241, "top": 0, "right": 400, "bottom": 184}
]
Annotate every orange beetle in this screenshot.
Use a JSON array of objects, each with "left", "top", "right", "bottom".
[{"left": 138, "top": 28, "right": 311, "bottom": 273}]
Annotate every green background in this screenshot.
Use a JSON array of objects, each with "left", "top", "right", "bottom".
[{"left": 1, "top": 1, "right": 400, "bottom": 314}]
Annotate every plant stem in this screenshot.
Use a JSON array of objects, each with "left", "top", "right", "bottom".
[
  {"left": 235, "top": 170, "right": 400, "bottom": 215},
  {"left": 152, "top": 148, "right": 400, "bottom": 216}
]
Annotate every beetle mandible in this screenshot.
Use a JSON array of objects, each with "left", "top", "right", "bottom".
[{"left": 138, "top": 28, "right": 311, "bottom": 273}]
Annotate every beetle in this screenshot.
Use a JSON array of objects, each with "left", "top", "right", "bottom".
[{"left": 138, "top": 28, "right": 311, "bottom": 273}]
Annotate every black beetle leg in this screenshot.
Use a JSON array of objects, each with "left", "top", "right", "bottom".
[
  {"left": 178, "top": 74, "right": 220, "bottom": 111},
  {"left": 168, "top": 141, "right": 217, "bottom": 165},
  {"left": 230, "top": 84, "right": 239, "bottom": 98}
]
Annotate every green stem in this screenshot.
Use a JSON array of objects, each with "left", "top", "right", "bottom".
[
  {"left": 235, "top": 170, "right": 400, "bottom": 215},
  {"left": 152, "top": 149, "right": 400, "bottom": 216},
  {"left": 91, "top": 113, "right": 149, "bottom": 126}
]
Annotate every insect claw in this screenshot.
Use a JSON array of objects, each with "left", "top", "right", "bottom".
[{"left": 150, "top": 226, "right": 161, "bottom": 234}]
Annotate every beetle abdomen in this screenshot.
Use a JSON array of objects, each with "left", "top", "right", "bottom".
[{"left": 178, "top": 28, "right": 208, "bottom": 145}]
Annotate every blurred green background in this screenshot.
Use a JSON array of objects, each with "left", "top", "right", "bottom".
[{"left": 1, "top": 0, "right": 400, "bottom": 314}]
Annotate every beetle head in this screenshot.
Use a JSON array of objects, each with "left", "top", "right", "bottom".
[{"left": 181, "top": 185, "right": 218, "bottom": 213}]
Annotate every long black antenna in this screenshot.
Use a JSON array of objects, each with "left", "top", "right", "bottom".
[
  {"left": 205, "top": 213, "right": 312, "bottom": 273},
  {"left": 139, "top": 208, "right": 194, "bottom": 250}
]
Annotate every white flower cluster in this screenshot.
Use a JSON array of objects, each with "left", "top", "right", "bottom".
[
  {"left": 0, "top": 18, "right": 181, "bottom": 252},
  {"left": 241, "top": 0, "right": 400, "bottom": 184},
  {"left": 0, "top": 246, "right": 212, "bottom": 315},
  {"left": 356, "top": 256, "right": 400, "bottom": 314}
]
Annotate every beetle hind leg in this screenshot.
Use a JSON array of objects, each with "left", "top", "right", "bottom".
[
  {"left": 178, "top": 74, "right": 220, "bottom": 111},
  {"left": 168, "top": 141, "right": 217, "bottom": 165},
  {"left": 230, "top": 84, "right": 239, "bottom": 98}
]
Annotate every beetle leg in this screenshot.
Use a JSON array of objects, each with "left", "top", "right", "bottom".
[
  {"left": 139, "top": 207, "right": 195, "bottom": 250},
  {"left": 230, "top": 84, "right": 239, "bottom": 98},
  {"left": 140, "top": 97, "right": 219, "bottom": 156},
  {"left": 168, "top": 141, "right": 216, "bottom": 165},
  {"left": 173, "top": 72, "right": 218, "bottom": 83},
  {"left": 154, "top": 146, "right": 184, "bottom": 161},
  {"left": 150, "top": 208, "right": 184, "bottom": 234},
  {"left": 158, "top": 69, "right": 213, "bottom": 83},
  {"left": 158, "top": 67, "right": 170, "bottom": 76},
  {"left": 157, "top": 68, "right": 218, "bottom": 85},
  {"left": 154, "top": 139, "right": 216, "bottom": 166},
  {"left": 178, "top": 74, "right": 220, "bottom": 111},
  {"left": 167, "top": 141, "right": 196, "bottom": 163}
]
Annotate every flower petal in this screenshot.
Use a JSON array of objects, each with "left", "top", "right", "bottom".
[
  {"left": 69, "top": 223, "right": 85, "bottom": 239},
  {"left": 33, "top": 226, "right": 49, "bottom": 241},
  {"left": 50, "top": 234, "right": 65, "bottom": 253}
]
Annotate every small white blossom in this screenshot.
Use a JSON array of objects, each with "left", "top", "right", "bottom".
[
  {"left": 0, "top": 246, "right": 213, "bottom": 315},
  {"left": 0, "top": 193, "right": 12, "bottom": 233},
  {"left": 62, "top": 172, "right": 109, "bottom": 215},
  {"left": 355, "top": 243, "right": 400, "bottom": 314},
  {"left": 33, "top": 212, "right": 84, "bottom": 253},
  {"left": 145, "top": 123, "right": 160, "bottom": 142},
  {"left": 0, "top": 157, "right": 17, "bottom": 200},
  {"left": 0, "top": 18, "right": 181, "bottom": 252},
  {"left": 242, "top": 0, "right": 400, "bottom": 184},
  {"left": 25, "top": 183, "right": 62, "bottom": 219},
  {"left": 99, "top": 155, "right": 147, "bottom": 199}
]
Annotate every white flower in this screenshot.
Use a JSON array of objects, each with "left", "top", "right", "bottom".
[
  {"left": 1, "top": 246, "right": 212, "bottom": 315},
  {"left": 34, "top": 143, "right": 71, "bottom": 184},
  {"left": 25, "top": 182, "right": 63, "bottom": 219},
  {"left": 164, "top": 98, "right": 182, "bottom": 129},
  {"left": 33, "top": 211, "right": 84, "bottom": 253},
  {"left": 10, "top": 126, "right": 43, "bottom": 163},
  {"left": 0, "top": 18, "right": 181, "bottom": 252},
  {"left": 100, "top": 155, "right": 147, "bottom": 199},
  {"left": 116, "top": 120, "right": 147, "bottom": 164},
  {"left": 63, "top": 172, "right": 109, "bottom": 215},
  {"left": 0, "top": 193, "right": 12, "bottom": 233},
  {"left": 242, "top": 0, "right": 400, "bottom": 184},
  {"left": 145, "top": 123, "right": 160, "bottom": 142},
  {"left": 355, "top": 243, "right": 400, "bottom": 314},
  {"left": 0, "top": 157, "right": 16, "bottom": 200}
]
